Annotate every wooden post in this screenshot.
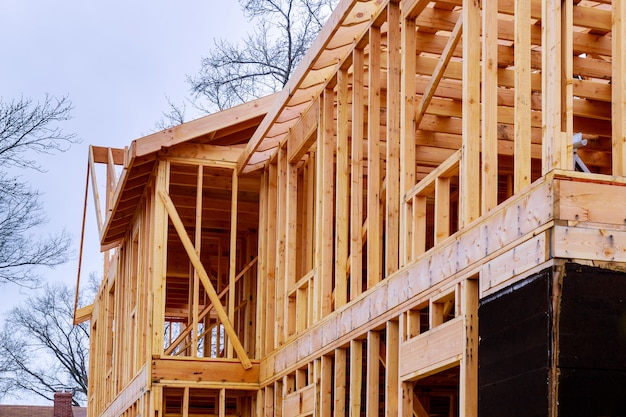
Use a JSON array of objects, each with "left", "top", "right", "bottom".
[
  {"left": 561, "top": 0, "right": 573, "bottom": 170},
  {"left": 191, "top": 165, "right": 203, "bottom": 357},
  {"left": 400, "top": 14, "right": 416, "bottom": 266},
  {"left": 219, "top": 388, "right": 226, "bottom": 417},
  {"left": 349, "top": 340, "right": 363, "bottom": 417},
  {"left": 514, "top": 0, "right": 532, "bottom": 192},
  {"left": 334, "top": 348, "right": 347, "bottom": 417},
  {"left": 227, "top": 168, "right": 239, "bottom": 358},
  {"left": 276, "top": 147, "right": 287, "bottom": 345},
  {"left": 367, "top": 24, "right": 382, "bottom": 288},
  {"left": 542, "top": 0, "right": 564, "bottom": 174},
  {"left": 386, "top": 320, "right": 400, "bottom": 416},
  {"left": 256, "top": 170, "right": 268, "bottom": 358},
  {"left": 460, "top": 0, "right": 481, "bottom": 227},
  {"left": 460, "top": 278, "right": 478, "bottom": 417},
  {"left": 386, "top": 0, "right": 401, "bottom": 276},
  {"left": 151, "top": 160, "right": 169, "bottom": 357},
  {"left": 434, "top": 177, "right": 451, "bottom": 245},
  {"left": 317, "top": 87, "right": 335, "bottom": 320},
  {"left": 320, "top": 355, "right": 332, "bottom": 416},
  {"left": 336, "top": 66, "right": 349, "bottom": 309},
  {"left": 266, "top": 164, "right": 277, "bottom": 354},
  {"left": 286, "top": 159, "right": 298, "bottom": 337},
  {"left": 366, "top": 331, "right": 380, "bottom": 417},
  {"left": 613, "top": 0, "right": 626, "bottom": 175},
  {"left": 481, "top": 0, "right": 499, "bottom": 212},
  {"left": 400, "top": 381, "right": 414, "bottom": 417},
  {"left": 350, "top": 47, "right": 365, "bottom": 300}
]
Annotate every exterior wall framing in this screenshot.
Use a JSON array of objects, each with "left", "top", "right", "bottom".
[{"left": 79, "top": 0, "right": 626, "bottom": 416}]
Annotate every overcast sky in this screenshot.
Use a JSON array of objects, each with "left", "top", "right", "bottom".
[{"left": 0, "top": 1, "right": 247, "bottom": 404}]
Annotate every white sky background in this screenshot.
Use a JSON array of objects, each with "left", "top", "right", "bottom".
[{"left": 0, "top": 0, "right": 247, "bottom": 404}]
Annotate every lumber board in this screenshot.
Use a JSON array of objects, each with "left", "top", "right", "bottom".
[
  {"left": 386, "top": 0, "right": 401, "bottom": 277},
  {"left": 335, "top": 67, "right": 349, "bottom": 308},
  {"left": 334, "top": 348, "right": 347, "bottom": 417},
  {"left": 542, "top": 0, "right": 564, "bottom": 174},
  {"left": 613, "top": 0, "right": 626, "bottom": 175},
  {"left": 460, "top": 0, "right": 481, "bottom": 227},
  {"left": 552, "top": 225, "right": 626, "bottom": 263},
  {"left": 556, "top": 180, "right": 626, "bottom": 225},
  {"left": 366, "top": 331, "right": 380, "bottom": 417},
  {"left": 350, "top": 46, "right": 365, "bottom": 300},
  {"left": 385, "top": 320, "right": 400, "bottom": 416},
  {"left": 400, "top": 14, "right": 417, "bottom": 266},
  {"left": 399, "top": 316, "right": 463, "bottom": 381},
  {"left": 480, "top": 232, "right": 549, "bottom": 294},
  {"left": 349, "top": 340, "right": 363, "bottom": 417},
  {"left": 481, "top": 0, "right": 498, "bottom": 212},
  {"left": 152, "top": 358, "right": 259, "bottom": 385},
  {"left": 514, "top": 0, "right": 531, "bottom": 192},
  {"left": 367, "top": 24, "right": 382, "bottom": 288},
  {"left": 460, "top": 278, "right": 479, "bottom": 417}
]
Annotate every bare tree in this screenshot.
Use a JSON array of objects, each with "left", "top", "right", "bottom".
[
  {"left": 0, "top": 283, "right": 89, "bottom": 405},
  {"left": 158, "top": 0, "right": 337, "bottom": 128},
  {"left": 0, "top": 94, "right": 77, "bottom": 286}
]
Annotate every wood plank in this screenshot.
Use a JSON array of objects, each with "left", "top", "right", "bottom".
[
  {"left": 151, "top": 161, "right": 169, "bottom": 357},
  {"left": 557, "top": 180, "right": 626, "bottom": 225},
  {"left": 613, "top": 0, "right": 626, "bottom": 175},
  {"left": 480, "top": 232, "right": 548, "bottom": 295},
  {"left": 481, "top": 0, "right": 499, "bottom": 212},
  {"left": 336, "top": 67, "right": 350, "bottom": 309},
  {"left": 400, "top": 317, "right": 463, "bottom": 380},
  {"left": 434, "top": 176, "right": 451, "bottom": 245},
  {"left": 402, "top": 0, "right": 431, "bottom": 19},
  {"left": 276, "top": 147, "right": 287, "bottom": 345},
  {"left": 400, "top": 382, "right": 413, "bottom": 417},
  {"left": 367, "top": 24, "right": 382, "bottom": 288},
  {"left": 320, "top": 356, "right": 332, "bottom": 416},
  {"left": 400, "top": 15, "right": 417, "bottom": 266},
  {"left": 386, "top": 1, "right": 402, "bottom": 277},
  {"left": 366, "top": 331, "right": 380, "bottom": 417},
  {"left": 561, "top": 0, "right": 574, "bottom": 171},
  {"left": 542, "top": 0, "right": 564, "bottom": 174},
  {"left": 350, "top": 47, "right": 365, "bottom": 301},
  {"left": 460, "top": 0, "right": 481, "bottom": 227},
  {"left": 265, "top": 164, "right": 278, "bottom": 354},
  {"left": 152, "top": 358, "right": 259, "bottom": 385},
  {"left": 227, "top": 168, "right": 238, "bottom": 358},
  {"left": 514, "top": 0, "right": 531, "bottom": 192},
  {"left": 318, "top": 87, "right": 335, "bottom": 319},
  {"left": 286, "top": 159, "right": 298, "bottom": 337},
  {"left": 349, "top": 340, "right": 363, "bottom": 417},
  {"left": 334, "top": 348, "right": 347, "bottom": 417},
  {"left": 460, "top": 279, "right": 478, "bottom": 417},
  {"left": 385, "top": 321, "right": 400, "bottom": 417},
  {"left": 287, "top": 98, "right": 319, "bottom": 164},
  {"left": 552, "top": 225, "right": 626, "bottom": 262}
]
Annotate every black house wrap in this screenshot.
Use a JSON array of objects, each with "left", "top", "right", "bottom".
[{"left": 479, "top": 263, "right": 626, "bottom": 417}]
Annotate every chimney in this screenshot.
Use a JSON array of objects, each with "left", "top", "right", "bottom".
[{"left": 53, "top": 391, "right": 74, "bottom": 417}]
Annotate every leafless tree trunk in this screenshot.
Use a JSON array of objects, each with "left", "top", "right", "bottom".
[
  {"left": 0, "top": 94, "right": 77, "bottom": 286},
  {"left": 158, "top": 0, "right": 337, "bottom": 128},
  {"left": 0, "top": 283, "right": 89, "bottom": 406}
]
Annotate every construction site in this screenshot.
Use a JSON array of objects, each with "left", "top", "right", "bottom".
[{"left": 75, "top": 0, "right": 626, "bottom": 415}]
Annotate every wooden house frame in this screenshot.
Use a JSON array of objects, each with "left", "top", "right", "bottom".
[{"left": 78, "top": 0, "right": 626, "bottom": 415}]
